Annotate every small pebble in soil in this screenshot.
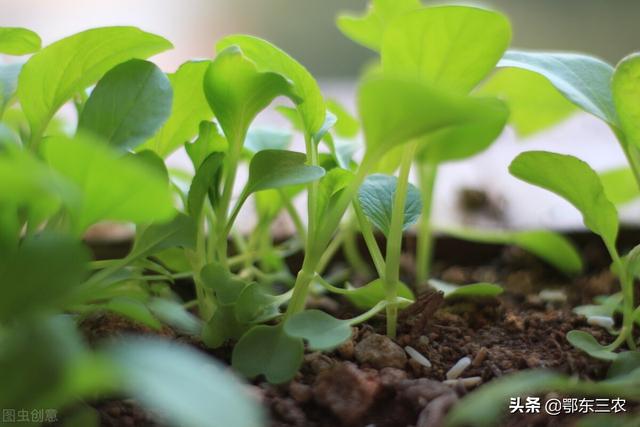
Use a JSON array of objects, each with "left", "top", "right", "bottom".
[
  {"left": 312, "top": 362, "right": 380, "bottom": 426},
  {"left": 405, "top": 345, "right": 432, "bottom": 368},
  {"left": 355, "top": 333, "right": 407, "bottom": 369},
  {"left": 446, "top": 356, "right": 471, "bottom": 380},
  {"left": 538, "top": 289, "right": 567, "bottom": 303},
  {"left": 472, "top": 347, "right": 488, "bottom": 367}
]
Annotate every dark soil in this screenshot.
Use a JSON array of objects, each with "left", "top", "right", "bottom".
[{"left": 75, "top": 232, "right": 640, "bottom": 427}]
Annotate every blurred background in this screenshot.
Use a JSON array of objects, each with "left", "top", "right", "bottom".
[{"left": 2, "top": 0, "right": 639, "bottom": 231}]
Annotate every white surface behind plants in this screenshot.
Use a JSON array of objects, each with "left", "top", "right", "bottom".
[{"left": 165, "top": 80, "right": 638, "bottom": 237}]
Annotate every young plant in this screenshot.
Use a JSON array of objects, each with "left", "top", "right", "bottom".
[
  {"left": 339, "top": 2, "right": 512, "bottom": 287},
  {"left": 509, "top": 151, "right": 638, "bottom": 357}
]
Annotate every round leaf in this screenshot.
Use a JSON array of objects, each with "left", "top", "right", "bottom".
[
  {"left": 358, "top": 174, "right": 422, "bottom": 237},
  {"left": 232, "top": 325, "right": 304, "bottom": 384},
  {"left": 78, "top": 59, "right": 172, "bottom": 151},
  {"left": 284, "top": 310, "right": 352, "bottom": 351},
  {"left": 0, "top": 27, "right": 41, "bottom": 55},
  {"left": 18, "top": 26, "right": 172, "bottom": 137}
]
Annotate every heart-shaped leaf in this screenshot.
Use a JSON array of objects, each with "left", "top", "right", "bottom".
[
  {"left": 441, "top": 228, "right": 583, "bottom": 275},
  {"left": 202, "top": 305, "right": 248, "bottom": 348},
  {"left": 509, "top": 151, "right": 618, "bottom": 249},
  {"left": 358, "top": 174, "right": 422, "bottom": 237},
  {"left": 232, "top": 325, "right": 304, "bottom": 384},
  {"left": 78, "top": 59, "right": 172, "bottom": 151},
  {"left": 479, "top": 67, "right": 576, "bottom": 136},
  {"left": 217, "top": 35, "right": 325, "bottom": 136},
  {"left": 613, "top": 53, "right": 640, "bottom": 148},
  {"left": 567, "top": 330, "right": 618, "bottom": 361},
  {"left": 0, "top": 27, "right": 41, "bottom": 55},
  {"left": 185, "top": 121, "right": 228, "bottom": 169},
  {"left": 382, "top": 6, "right": 511, "bottom": 93},
  {"left": 108, "top": 338, "right": 265, "bottom": 427},
  {"left": 284, "top": 310, "right": 352, "bottom": 351},
  {"left": 43, "top": 134, "right": 176, "bottom": 234},
  {"left": 204, "top": 46, "right": 297, "bottom": 146},
  {"left": 428, "top": 279, "right": 503, "bottom": 300},
  {"left": 18, "top": 27, "right": 172, "bottom": 139},
  {"left": 498, "top": 51, "right": 617, "bottom": 125},
  {"left": 337, "top": 0, "right": 421, "bottom": 51},
  {"left": 142, "top": 60, "right": 213, "bottom": 158}
]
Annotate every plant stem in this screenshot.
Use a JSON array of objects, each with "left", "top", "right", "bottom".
[
  {"left": 604, "top": 240, "right": 636, "bottom": 350},
  {"left": 415, "top": 159, "right": 438, "bottom": 290},
  {"left": 342, "top": 216, "right": 371, "bottom": 275},
  {"left": 279, "top": 189, "right": 306, "bottom": 245},
  {"left": 348, "top": 300, "right": 388, "bottom": 326},
  {"left": 353, "top": 201, "right": 386, "bottom": 277},
  {"left": 383, "top": 141, "right": 418, "bottom": 338}
]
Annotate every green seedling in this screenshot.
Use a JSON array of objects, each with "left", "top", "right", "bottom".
[
  {"left": 339, "top": 2, "right": 511, "bottom": 286},
  {"left": 509, "top": 151, "right": 638, "bottom": 357}
]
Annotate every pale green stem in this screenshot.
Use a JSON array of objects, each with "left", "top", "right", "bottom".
[
  {"left": 416, "top": 159, "right": 438, "bottom": 289},
  {"left": 353, "top": 200, "right": 385, "bottom": 277},
  {"left": 383, "top": 141, "right": 417, "bottom": 338},
  {"left": 348, "top": 300, "right": 388, "bottom": 326},
  {"left": 342, "top": 217, "right": 371, "bottom": 275},
  {"left": 279, "top": 189, "right": 306, "bottom": 245},
  {"left": 604, "top": 240, "right": 636, "bottom": 350}
]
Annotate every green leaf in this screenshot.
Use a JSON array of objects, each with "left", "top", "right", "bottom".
[
  {"left": 202, "top": 305, "right": 248, "bottom": 348},
  {"left": 316, "top": 168, "right": 353, "bottom": 219},
  {"left": 509, "top": 151, "right": 618, "bottom": 248},
  {"left": 358, "top": 76, "right": 506, "bottom": 158},
  {"left": 200, "top": 262, "right": 248, "bottom": 306},
  {"left": 358, "top": 173, "right": 422, "bottom": 237},
  {"left": 142, "top": 60, "right": 212, "bottom": 157},
  {"left": 245, "top": 150, "right": 325, "bottom": 195},
  {"left": 0, "top": 27, "right": 41, "bottom": 55},
  {"left": 479, "top": 67, "right": 576, "bottom": 136},
  {"left": 382, "top": 6, "right": 511, "bottom": 93},
  {"left": 445, "top": 370, "right": 568, "bottom": 427},
  {"left": 600, "top": 167, "right": 639, "bottom": 205},
  {"left": 244, "top": 127, "right": 292, "bottom": 155},
  {"left": 187, "top": 152, "right": 224, "bottom": 218},
  {"left": 327, "top": 99, "right": 359, "bottom": 139},
  {"left": 78, "top": 59, "right": 172, "bottom": 151},
  {"left": 43, "top": 134, "right": 176, "bottom": 234},
  {"left": 18, "top": 27, "right": 172, "bottom": 138},
  {"left": 128, "top": 214, "right": 196, "bottom": 261},
  {"left": 232, "top": 325, "right": 304, "bottom": 384},
  {"left": 498, "top": 51, "right": 617, "bottom": 125},
  {"left": 0, "top": 233, "right": 89, "bottom": 321},
  {"left": 0, "top": 63, "right": 22, "bottom": 116},
  {"left": 441, "top": 228, "right": 583, "bottom": 275},
  {"left": 148, "top": 298, "right": 202, "bottom": 335},
  {"left": 613, "top": 53, "right": 640, "bottom": 148},
  {"left": 337, "top": 0, "right": 421, "bottom": 51},
  {"left": 234, "top": 284, "right": 284, "bottom": 324},
  {"left": 428, "top": 279, "right": 503, "bottom": 299},
  {"left": 185, "top": 121, "right": 227, "bottom": 169},
  {"left": 284, "top": 310, "right": 352, "bottom": 351},
  {"left": 108, "top": 338, "right": 265, "bottom": 427},
  {"left": 346, "top": 278, "right": 415, "bottom": 310},
  {"left": 103, "top": 297, "right": 162, "bottom": 330},
  {"left": 608, "top": 351, "right": 640, "bottom": 379},
  {"left": 217, "top": 35, "right": 325, "bottom": 136},
  {"left": 204, "top": 46, "right": 297, "bottom": 145},
  {"left": 567, "top": 330, "right": 618, "bottom": 361},
  {"left": 417, "top": 97, "right": 508, "bottom": 164}
]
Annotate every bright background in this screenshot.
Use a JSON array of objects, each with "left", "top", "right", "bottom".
[{"left": 2, "top": 0, "right": 639, "bottom": 231}]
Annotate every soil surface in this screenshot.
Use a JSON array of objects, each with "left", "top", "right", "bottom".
[{"left": 74, "top": 233, "right": 640, "bottom": 427}]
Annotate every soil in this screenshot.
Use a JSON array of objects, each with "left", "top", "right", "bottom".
[{"left": 74, "top": 231, "right": 640, "bottom": 427}]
